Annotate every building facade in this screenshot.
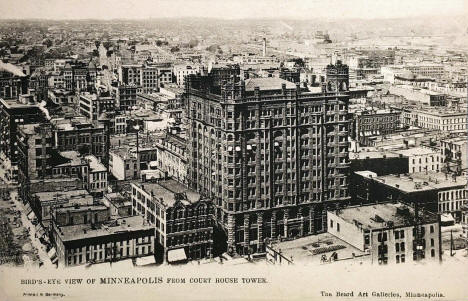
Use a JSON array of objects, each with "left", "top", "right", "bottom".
[
  {"left": 131, "top": 179, "right": 214, "bottom": 263},
  {"left": 354, "top": 109, "right": 401, "bottom": 145},
  {"left": 185, "top": 61, "right": 351, "bottom": 254},
  {"left": 0, "top": 99, "right": 47, "bottom": 182},
  {"left": 328, "top": 203, "right": 440, "bottom": 265},
  {"left": 52, "top": 215, "right": 154, "bottom": 267}
]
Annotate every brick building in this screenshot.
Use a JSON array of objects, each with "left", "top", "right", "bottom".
[{"left": 52, "top": 215, "right": 154, "bottom": 267}]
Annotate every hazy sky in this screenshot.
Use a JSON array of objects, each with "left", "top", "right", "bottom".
[{"left": 0, "top": 0, "right": 466, "bottom": 20}]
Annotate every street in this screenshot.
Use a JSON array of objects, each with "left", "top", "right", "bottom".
[{"left": 9, "top": 189, "right": 55, "bottom": 269}]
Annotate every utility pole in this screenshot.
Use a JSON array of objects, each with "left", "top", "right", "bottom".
[
  {"left": 450, "top": 230, "right": 455, "bottom": 256},
  {"left": 414, "top": 201, "right": 423, "bottom": 262}
]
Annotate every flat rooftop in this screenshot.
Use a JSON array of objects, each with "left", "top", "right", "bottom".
[
  {"left": 30, "top": 177, "right": 81, "bottom": 184},
  {"left": 0, "top": 98, "right": 40, "bottom": 109},
  {"left": 330, "top": 202, "right": 438, "bottom": 230},
  {"left": 105, "top": 193, "right": 131, "bottom": 206},
  {"left": 57, "top": 215, "right": 152, "bottom": 242},
  {"left": 441, "top": 136, "right": 467, "bottom": 146},
  {"left": 393, "top": 146, "right": 438, "bottom": 157},
  {"left": 51, "top": 117, "right": 104, "bottom": 131},
  {"left": 34, "top": 189, "right": 92, "bottom": 204},
  {"left": 349, "top": 150, "right": 400, "bottom": 160},
  {"left": 135, "top": 179, "right": 200, "bottom": 207},
  {"left": 55, "top": 204, "right": 108, "bottom": 214},
  {"left": 270, "top": 233, "right": 369, "bottom": 264},
  {"left": 356, "top": 171, "right": 467, "bottom": 192}
]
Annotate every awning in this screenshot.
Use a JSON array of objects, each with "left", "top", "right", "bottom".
[
  {"left": 135, "top": 255, "right": 156, "bottom": 266},
  {"left": 167, "top": 248, "right": 187, "bottom": 263}
]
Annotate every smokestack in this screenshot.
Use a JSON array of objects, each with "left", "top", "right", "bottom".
[{"left": 262, "top": 38, "right": 267, "bottom": 57}]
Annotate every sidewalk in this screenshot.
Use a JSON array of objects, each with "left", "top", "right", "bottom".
[{"left": 10, "top": 190, "right": 55, "bottom": 269}]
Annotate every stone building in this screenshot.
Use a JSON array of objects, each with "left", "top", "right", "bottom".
[
  {"left": 131, "top": 179, "right": 214, "bottom": 263},
  {"left": 185, "top": 61, "right": 351, "bottom": 255}
]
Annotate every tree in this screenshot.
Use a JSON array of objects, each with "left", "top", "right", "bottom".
[
  {"left": 170, "top": 46, "right": 180, "bottom": 53},
  {"left": 95, "top": 41, "right": 101, "bottom": 49}
]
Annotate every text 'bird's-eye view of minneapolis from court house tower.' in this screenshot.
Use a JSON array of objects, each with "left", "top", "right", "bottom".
[{"left": 0, "top": 0, "right": 467, "bottom": 277}]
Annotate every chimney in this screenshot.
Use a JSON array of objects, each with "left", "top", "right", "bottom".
[{"left": 262, "top": 38, "right": 267, "bottom": 57}]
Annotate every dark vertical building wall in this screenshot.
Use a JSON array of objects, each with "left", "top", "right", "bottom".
[
  {"left": 185, "top": 61, "right": 351, "bottom": 255},
  {"left": 0, "top": 99, "right": 46, "bottom": 167},
  {"left": 350, "top": 156, "right": 409, "bottom": 176}
]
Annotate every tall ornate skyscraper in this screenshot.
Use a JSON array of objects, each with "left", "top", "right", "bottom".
[{"left": 185, "top": 61, "right": 351, "bottom": 255}]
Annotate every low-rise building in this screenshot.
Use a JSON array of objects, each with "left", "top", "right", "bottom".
[
  {"left": 52, "top": 215, "right": 154, "bottom": 267},
  {"left": 31, "top": 189, "right": 93, "bottom": 224},
  {"left": 48, "top": 89, "right": 74, "bottom": 106},
  {"left": 85, "top": 155, "right": 107, "bottom": 196},
  {"left": 131, "top": 179, "right": 214, "bottom": 263},
  {"left": 352, "top": 171, "right": 467, "bottom": 221},
  {"left": 328, "top": 202, "right": 440, "bottom": 264},
  {"left": 52, "top": 203, "right": 110, "bottom": 227},
  {"left": 393, "top": 147, "right": 442, "bottom": 174},
  {"left": 400, "top": 107, "right": 467, "bottom": 133},
  {"left": 389, "top": 85, "right": 446, "bottom": 106},
  {"left": 155, "top": 131, "right": 187, "bottom": 184},
  {"left": 52, "top": 117, "right": 109, "bottom": 165},
  {"left": 112, "top": 85, "right": 138, "bottom": 111},
  {"left": 79, "top": 92, "right": 116, "bottom": 121},
  {"left": 103, "top": 192, "right": 133, "bottom": 218},
  {"left": 354, "top": 109, "right": 401, "bottom": 144},
  {"left": 173, "top": 64, "right": 201, "bottom": 87},
  {"left": 440, "top": 135, "right": 467, "bottom": 173},
  {"left": 109, "top": 148, "right": 139, "bottom": 181}
]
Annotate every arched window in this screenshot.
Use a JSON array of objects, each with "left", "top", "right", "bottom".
[{"left": 341, "top": 81, "right": 347, "bottom": 91}]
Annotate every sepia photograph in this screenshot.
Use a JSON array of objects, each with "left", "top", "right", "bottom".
[{"left": 0, "top": 0, "right": 467, "bottom": 300}]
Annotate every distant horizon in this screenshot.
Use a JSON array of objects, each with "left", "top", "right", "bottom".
[
  {"left": 0, "top": 14, "right": 467, "bottom": 22},
  {"left": 0, "top": 0, "right": 466, "bottom": 21}
]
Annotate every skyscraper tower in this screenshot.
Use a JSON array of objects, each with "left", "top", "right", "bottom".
[{"left": 185, "top": 62, "right": 351, "bottom": 255}]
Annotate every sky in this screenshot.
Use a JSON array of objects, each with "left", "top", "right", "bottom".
[{"left": 0, "top": 0, "right": 466, "bottom": 20}]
